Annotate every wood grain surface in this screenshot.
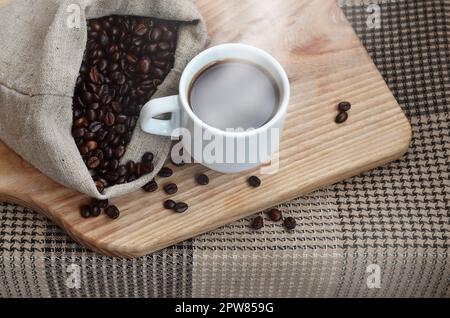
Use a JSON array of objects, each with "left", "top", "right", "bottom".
[{"left": 0, "top": 0, "right": 412, "bottom": 257}]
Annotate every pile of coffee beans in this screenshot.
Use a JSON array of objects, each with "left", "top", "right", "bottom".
[
  {"left": 335, "top": 101, "right": 351, "bottom": 124},
  {"left": 72, "top": 15, "right": 179, "bottom": 193},
  {"left": 250, "top": 208, "right": 297, "bottom": 231}
]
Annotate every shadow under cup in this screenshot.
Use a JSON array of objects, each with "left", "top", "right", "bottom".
[{"left": 178, "top": 44, "right": 290, "bottom": 174}]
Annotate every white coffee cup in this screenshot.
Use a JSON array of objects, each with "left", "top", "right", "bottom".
[{"left": 140, "top": 43, "right": 290, "bottom": 174}]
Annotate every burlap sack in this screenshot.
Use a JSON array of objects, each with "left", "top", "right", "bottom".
[{"left": 0, "top": 0, "right": 207, "bottom": 199}]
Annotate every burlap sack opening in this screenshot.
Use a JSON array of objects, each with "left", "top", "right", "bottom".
[{"left": 0, "top": 0, "right": 207, "bottom": 199}]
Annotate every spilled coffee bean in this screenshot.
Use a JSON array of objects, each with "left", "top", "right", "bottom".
[
  {"left": 250, "top": 216, "right": 264, "bottom": 230},
  {"left": 283, "top": 217, "right": 297, "bottom": 230},
  {"left": 105, "top": 205, "right": 120, "bottom": 219},
  {"left": 267, "top": 208, "right": 282, "bottom": 222},
  {"left": 175, "top": 202, "right": 188, "bottom": 213},
  {"left": 248, "top": 176, "right": 261, "bottom": 188},
  {"left": 164, "top": 199, "right": 176, "bottom": 210},
  {"left": 72, "top": 15, "right": 179, "bottom": 192},
  {"left": 164, "top": 183, "right": 178, "bottom": 195},
  {"left": 196, "top": 174, "right": 209, "bottom": 186}
]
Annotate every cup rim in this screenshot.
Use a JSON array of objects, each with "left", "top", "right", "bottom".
[{"left": 179, "top": 43, "right": 290, "bottom": 137}]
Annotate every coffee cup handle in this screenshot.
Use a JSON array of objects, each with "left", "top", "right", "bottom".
[{"left": 140, "top": 95, "right": 181, "bottom": 137}]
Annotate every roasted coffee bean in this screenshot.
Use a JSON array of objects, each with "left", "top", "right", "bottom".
[
  {"left": 92, "top": 149, "right": 105, "bottom": 160},
  {"left": 335, "top": 111, "right": 348, "bottom": 124},
  {"left": 90, "top": 102, "right": 100, "bottom": 110},
  {"left": 84, "top": 131, "right": 97, "bottom": 141},
  {"left": 133, "top": 23, "right": 148, "bottom": 36},
  {"left": 126, "top": 53, "right": 138, "bottom": 64},
  {"left": 96, "top": 129, "right": 108, "bottom": 142},
  {"left": 111, "top": 71, "right": 126, "bottom": 85},
  {"left": 93, "top": 199, "right": 109, "bottom": 208},
  {"left": 74, "top": 117, "right": 88, "bottom": 128},
  {"left": 88, "top": 121, "right": 101, "bottom": 132},
  {"left": 85, "top": 140, "right": 98, "bottom": 151},
  {"left": 105, "top": 171, "right": 119, "bottom": 183},
  {"left": 163, "top": 199, "right": 176, "bottom": 210},
  {"left": 338, "top": 101, "right": 351, "bottom": 112},
  {"left": 250, "top": 216, "right": 264, "bottom": 230},
  {"left": 103, "top": 147, "right": 113, "bottom": 159},
  {"left": 111, "top": 101, "right": 123, "bottom": 113},
  {"left": 196, "top": 174, "right": 209, "bottom": 186},
  {"left": 150, "top": 27, "right": 162, "bottom": 41},
  {"left": 99, "top": 34, "right": 109, "bottom": 47},
  {"left": 116, "top": 176, "right": 126, "bottom": 184},
  {"left": 153, "top": 59, "right": 166, "bottom": 68},
  {"left": 267, "top": 208, "right": 282, "bottom": 222},
  {"left": 162, "top": 29, "right": 174, "bottom": 42},
  {"left": 142, "top": 180, "right": 158, "bottom": 192},
  {"left": 116, "top": 114, "right": 127, "bottom": 124},
  {"left": 170, "top": 157, "right": 185, "bottom": 167},
  {"left": 95, "top": 179, "right": 106, "bottom": 193},
  {"left": 80, "top": 205, "right": 92, "bottom": 218},
  {"left": 114, "top": 124, "right": 127, "bottom": 134},
  {"left": 117, "top": 165, "right": 127, "bottom": 176},
  {"left": 86, "top": 109, "right": 97, "bottom": 122},
  {"left": 248, "top": 176, "right": 261, "bottom": 188},
  {"left": 87, "top": 156, "right": 100, "bottom": 169},
  {"left": 113, "top": 145, "right": 125, "bottom": 158},
  {"left": 135, "top": 162, "right": 142, "bottom": 177},
  {"left": 141, "top": 162, "right": 154, "bottom": 175},
  {"left": 145, "top": 43, "right": 158, "bottom": 53},
  {"left": 79, "top": 145, "right": 90, "bottom": 156},
  {"left": 158, "top": 167, "right": 173, "bottom": 178},
  {"left": 72, "top": 127, "right": 86, "bottom": 138},
  {"left": 163, "top": 183, "right": 178, "bottom": 195},
  {"left": 98, "top": 59, "right": 108, "bottom": 72},
  {"left": 152, "top": 67, "right": 165, "bottom": 79},
  {"left": 158, "top": 42, "right": 170, "bottom": 51},
  {"left": 90, "top": 205, "right": 101, "bottom": 217},
  {"left": 105, "top": 205, "right": 120, "bottom": 219},
  {"left": 283, "top": 217, "right": 297, "bottom": 230},
  {"left": 175, "top": 202, "right": 188, "bottom": 213},
  {"left": 142, "top": 152, "right": 154, "bottom": 163},
  {"left": 108, "top": 159, "right": 119, "bottom": 170},
  {"left": 137, "top": 58, "right": 151, "bottom": 74},
  {"left": 126, "top": 160, "right": 136, "bottom": 175},
  {"left": 100, "top": 160, "right": 109, "bottom": 169},
  {"left": 101, "top": 93, "right": 112, "bottom": 105}
]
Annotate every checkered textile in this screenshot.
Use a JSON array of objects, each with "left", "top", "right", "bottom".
[{"left": 1, "top": 0, "right": 449, "bottom": 298}]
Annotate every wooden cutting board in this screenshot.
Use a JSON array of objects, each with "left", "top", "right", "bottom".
[{"left": 0, "top": 0, "right": 411, "bottom": 257}]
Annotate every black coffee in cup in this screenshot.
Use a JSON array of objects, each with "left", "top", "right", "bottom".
[{"left": 189, "top": 59, "right": 280, "bottom": 131}]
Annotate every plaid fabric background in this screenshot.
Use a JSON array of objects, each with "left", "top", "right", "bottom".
[{"left": 1, "top": 0, "right": 449, "bottom": 298}]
